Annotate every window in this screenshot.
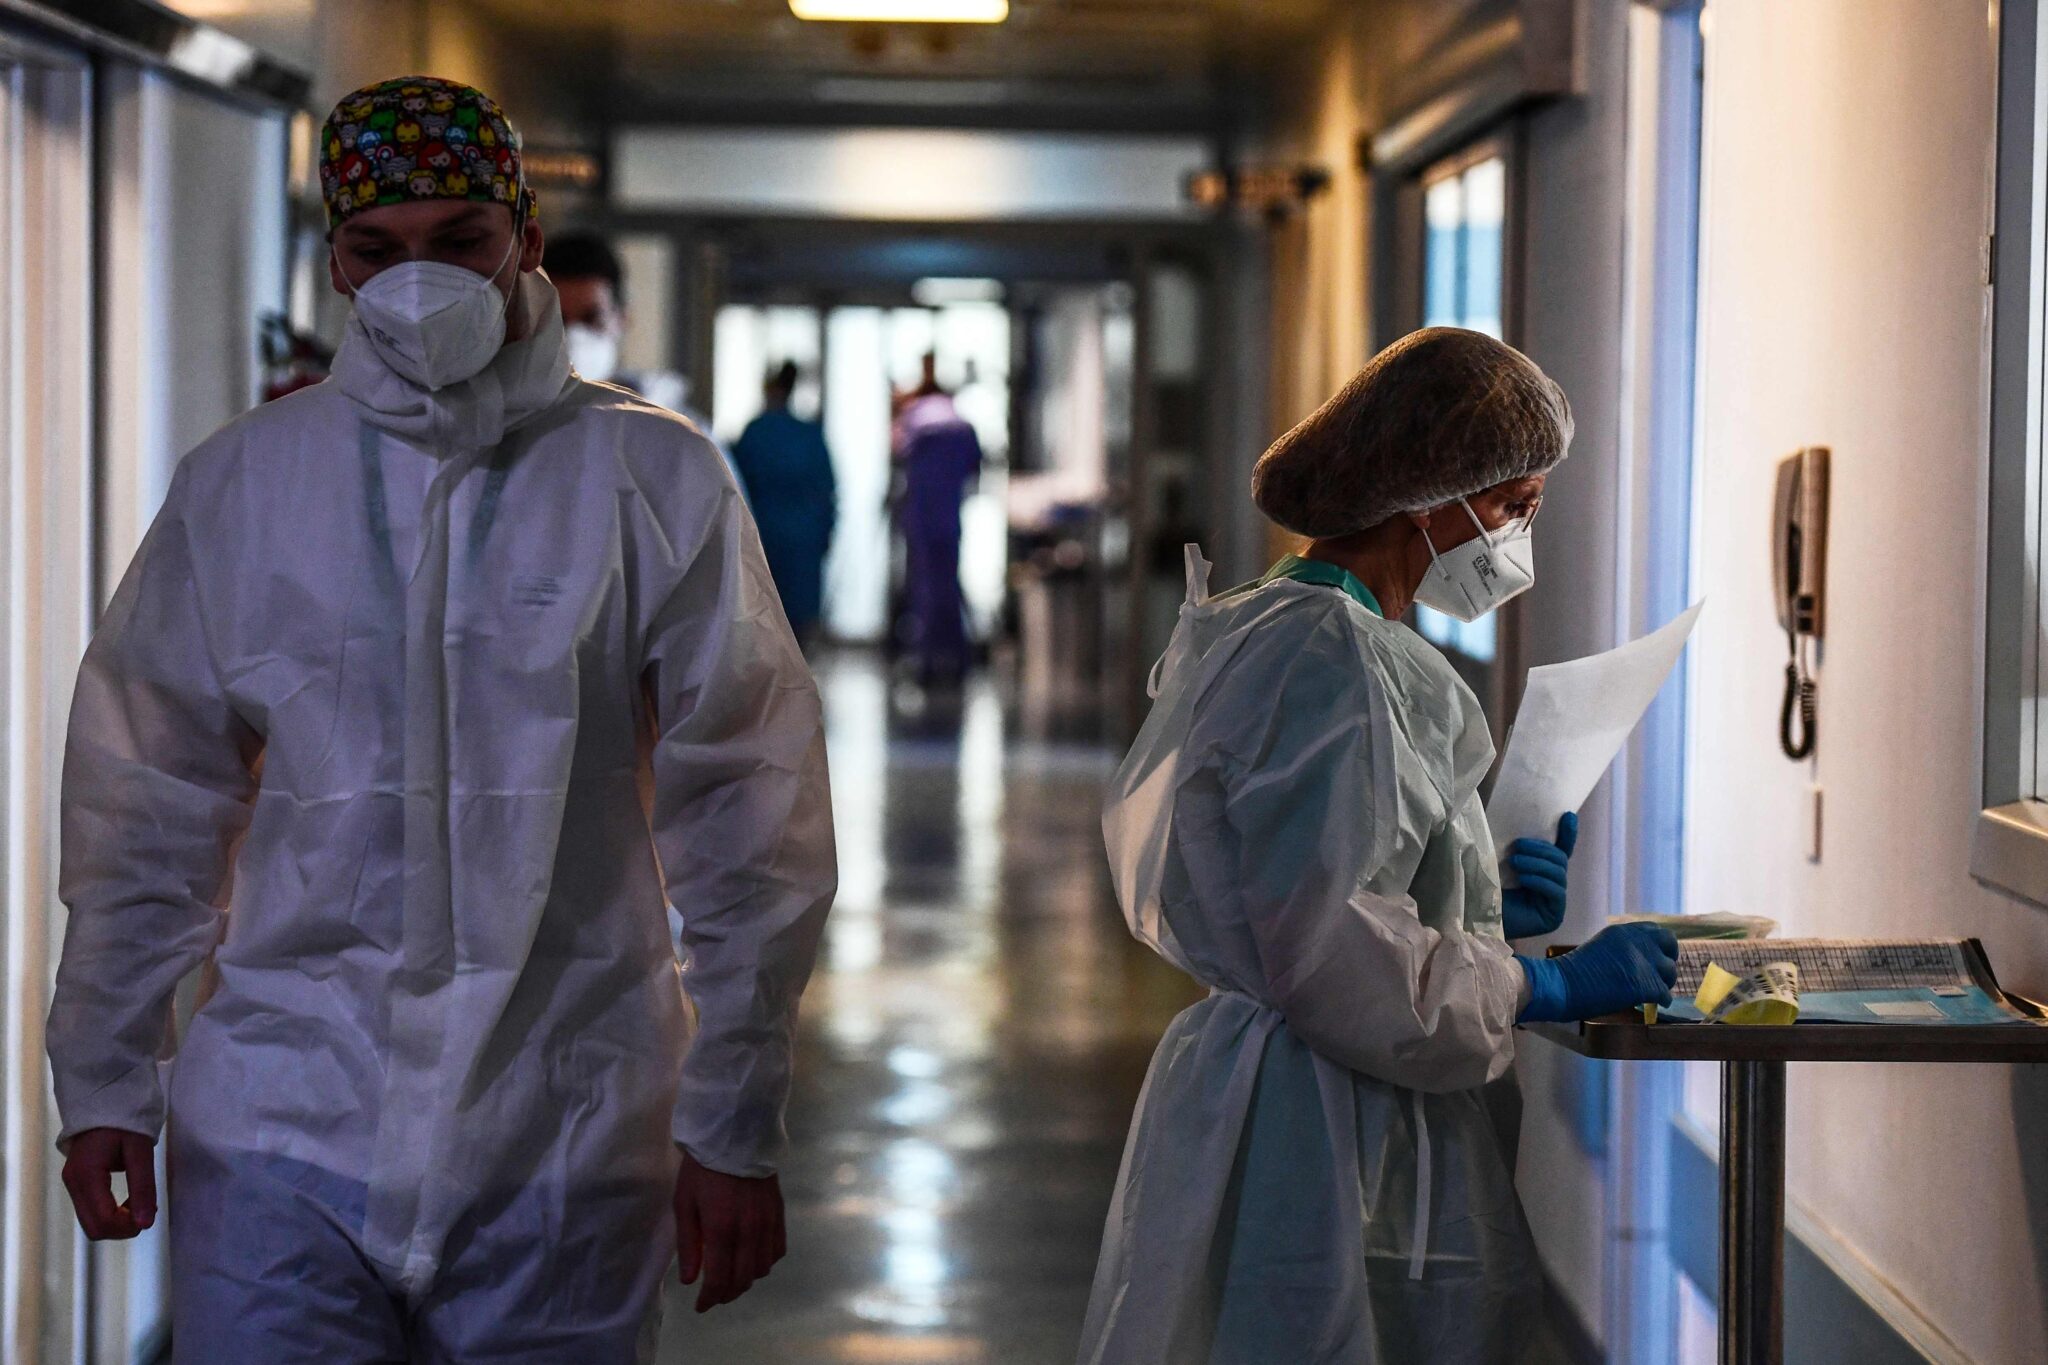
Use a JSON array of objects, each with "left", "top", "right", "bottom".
[
  {"left": 1416, "top": 145, "right": 1509, "bottom": 661},
  {"left": 1979, "top": 0, "right": 2048, "bottom": 903},
  {"left": 1423, "top": 152, "right": 1507, "bottom": 339}
]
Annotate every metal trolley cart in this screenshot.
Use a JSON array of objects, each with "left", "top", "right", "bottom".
[{"left": 1531, "top": 938, "right": 2048, "bottom": 1365}]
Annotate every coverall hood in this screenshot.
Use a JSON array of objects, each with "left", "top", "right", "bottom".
[{"left": 332, "top": 266, "right": 573, "bottom": 451}]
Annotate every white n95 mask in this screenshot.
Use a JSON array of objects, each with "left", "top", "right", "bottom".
[
  {"left": 564, "top": 323, "right": 621, "bottom": 383},
  {"left": 339, "top": 231, "right": 519, "bottom": 391},
  {"left": 1413, "top": 497, "right": 1536, "bottom": 623}
]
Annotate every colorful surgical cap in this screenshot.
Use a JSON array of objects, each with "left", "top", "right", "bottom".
[{"left": 318, "top": 75, "right": 534, "bottom": 233}]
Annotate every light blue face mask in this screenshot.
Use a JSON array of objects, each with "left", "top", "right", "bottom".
[{"left": 1412, "top": 497, "right": 1537, "bottom": 623}]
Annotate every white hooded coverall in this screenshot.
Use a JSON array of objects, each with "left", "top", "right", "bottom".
[
  {"left": 46, "top": 274, "right": 837, "bottom": 1361},
  {"left": 1078, "top": 550, "right": 1540, "bottom": 1365}
]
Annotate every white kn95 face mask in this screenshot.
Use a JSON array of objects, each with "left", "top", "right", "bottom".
[
  {"left": 564, "top": 323, "right": 621, "bottom": 383},
  {"left": 1412, "top": 497, "right": 1536, "bottom": 623},
  {"left": 337, "top": 227, "right": 520, "bottom": 391}
]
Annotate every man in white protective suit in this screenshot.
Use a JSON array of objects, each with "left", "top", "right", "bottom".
[{"left": 46, "top": 74, "right": 837, "bottom": 1363}]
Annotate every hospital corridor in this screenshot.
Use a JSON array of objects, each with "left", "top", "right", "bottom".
[{"left": 12, "top": 2, "right": 2048, "bottom": 1364}]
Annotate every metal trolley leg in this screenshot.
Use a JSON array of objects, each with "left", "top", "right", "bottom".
[{"left": 1720, "top": 1059, "right": 1786, "bottom": 1365}]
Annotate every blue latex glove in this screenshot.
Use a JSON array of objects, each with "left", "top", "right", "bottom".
[
  {"left": 1516, "top": 923, "right": 1679, "bottom": 1023},
  {"left": 1502, "top": 812, "right": 1578, "bottom": 939}
]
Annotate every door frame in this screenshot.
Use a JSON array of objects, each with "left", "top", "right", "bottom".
[
  {"left": 0, "top": 23, "right": 95, "bottom": 1365},
  {"left": 1606, "top": 3, "right": 1707, "bottom": 1360}
]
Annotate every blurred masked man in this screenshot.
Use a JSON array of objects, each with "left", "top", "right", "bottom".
[
  {"left": 46, "top": 75, "right": 836, "bottom": 1363},
  {"left": 543, "top": 231, "right": 738, "bottom": 488}
]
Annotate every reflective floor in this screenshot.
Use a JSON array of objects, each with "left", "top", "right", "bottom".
[{"left": 657, "top": 653, "right": 1201, "bottom": 1364}]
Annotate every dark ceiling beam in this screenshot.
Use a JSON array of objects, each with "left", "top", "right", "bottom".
[
  {"left": 0, "top": 0, "right": 312, "bottom": 108},
  {"left": 600, "top": 209, "right": 1225, "bottom": 296}
]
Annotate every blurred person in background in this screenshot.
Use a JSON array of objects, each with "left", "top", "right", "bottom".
[
  {"left": 48, "top": 74, "right": 836, "bottom": 1363},
  {"left": 891, "top": 352, "right": 984, "bottom": 686},
  {"left": 545, "top": 232, "right": 719, "bottom": 422},
  {"left": 731, "top": 359, "right": 838, "bottom": 647},
  {"left": 546, "top": 231, "right": 736, "bottom": 482},
  {"left": 545, "top": 233, "right": 641, "bottom": 390}
]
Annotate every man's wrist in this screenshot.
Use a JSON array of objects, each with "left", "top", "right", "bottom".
[{"left": 676, "top": 1143, "right": 776, "bottom": 1181}]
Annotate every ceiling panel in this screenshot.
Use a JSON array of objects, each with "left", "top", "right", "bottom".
[{"left": 462, "top": 0, "right": 1337, "bottom": 127}]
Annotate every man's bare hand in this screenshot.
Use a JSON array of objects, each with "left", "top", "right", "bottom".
[
  {"left": 674, "top": 1149, "right": 786, "bottom": 1313},
  {"left": 62, "top": 1128, "right": 158, "bottom": 1240}
]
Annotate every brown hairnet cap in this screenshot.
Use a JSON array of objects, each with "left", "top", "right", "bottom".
[{"left": 1251, "top": 327, "right": 1573, "bottom": 539}]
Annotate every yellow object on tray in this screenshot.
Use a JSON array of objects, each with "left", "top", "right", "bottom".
[{"left": 1695, "top": 961, "right": 1801, "bottom": 1025}]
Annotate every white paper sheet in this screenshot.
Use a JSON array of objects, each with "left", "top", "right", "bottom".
[{"left": 1486, "top": 600, "right": 1703, "bottom": 859}]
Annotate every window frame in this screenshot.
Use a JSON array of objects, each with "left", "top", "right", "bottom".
[{"left": 1978, "top": 0, "right": 2048, "bottom": 904}]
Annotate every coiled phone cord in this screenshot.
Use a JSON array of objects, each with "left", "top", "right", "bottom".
[{"left": 1780, "top": 632, "right": 1817, "bottom": 760}]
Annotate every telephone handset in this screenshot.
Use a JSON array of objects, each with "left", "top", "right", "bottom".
[{"left": 1772, "top": 446, "right": 1829, "bottom": 760}]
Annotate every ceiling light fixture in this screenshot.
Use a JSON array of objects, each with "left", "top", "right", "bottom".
[
  {"left": 789, "top": 0, "right": 1009, "bottom": 22},
  {"left": 911, "top": 277, "right": 1005, "bottom": 306}
]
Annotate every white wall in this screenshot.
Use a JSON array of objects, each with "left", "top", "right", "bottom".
[{"left": 1686, "top": 2, "right": 2048, "bottom": 1360}]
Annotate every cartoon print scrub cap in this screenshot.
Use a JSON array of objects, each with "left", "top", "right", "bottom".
[{"left": 318, "top": 75, "right": 533, "bottom": 232}]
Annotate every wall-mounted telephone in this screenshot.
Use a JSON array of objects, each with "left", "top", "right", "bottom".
[{"left": 1772, "top": 446, "right": 1830, "bottom": 760}]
